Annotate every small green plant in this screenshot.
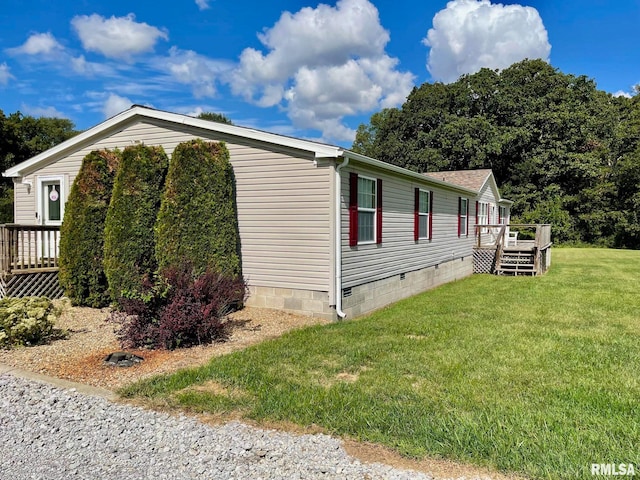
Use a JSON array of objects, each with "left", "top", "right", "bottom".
[{"left": 0, "top": 297, "right": 62, "bottom": 348}]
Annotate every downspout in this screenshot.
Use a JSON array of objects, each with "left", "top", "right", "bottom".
[{"left": 334, "top": 155, "right": 349, "bottom": 319}]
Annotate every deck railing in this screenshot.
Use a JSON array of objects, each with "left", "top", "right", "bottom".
[
  {"left": 0, "top": 224, "right": 61, "bottom": 274},
  {"left": 475, "top": 224, "right": 552, "bottom": 249}
]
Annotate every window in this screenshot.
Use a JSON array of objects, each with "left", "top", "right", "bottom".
[
  {"left": 499, "top": 206, "right": 508, "bottom": 224},
  {"left": 358, "top": 176, "right": 376, "bottom": 243},
  {"left": 458, "top": 197, "right": 468, "bottom": 237},
  {"left": 477, "top": 202, "right": 489, "bottom": 226},
  {"left": 349, "top": 173, "right": 382, "bottom": 246},
  {"left": 414, "top": 188, "right": 432, "bottom": 240}
]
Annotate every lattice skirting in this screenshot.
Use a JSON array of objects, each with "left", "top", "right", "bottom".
[
  {"left": 0, "top": 271, "right": 64, "bottom": 299},
  {"left": 473, "top": 248, "right": 497, "bottom": 274}
]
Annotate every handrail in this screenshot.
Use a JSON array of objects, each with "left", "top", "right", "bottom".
[
  {"left": 475, "top": 223, "right": 552, "bottom": 249},
  {"left": 0, "top": 224, "right": 61, "bottom": 275}
]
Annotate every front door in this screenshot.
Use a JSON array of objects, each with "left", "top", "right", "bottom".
[
  {"left": 41, "top": 181, "right": 62, "bottom": 226},
  {"left": 38, "top": 177, "right": 64, "bottom": 262}
]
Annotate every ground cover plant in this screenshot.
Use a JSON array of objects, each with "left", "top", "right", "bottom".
[{"left": 121, "top": 249, "right": 640, "bottom": 479}]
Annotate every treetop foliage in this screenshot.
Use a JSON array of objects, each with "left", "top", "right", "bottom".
[
  {"left": 197, "top": 112, "right": 233, "bottom": 125},
  {"left": 353, "top": 59, "right": 640, "bottom": 248}
]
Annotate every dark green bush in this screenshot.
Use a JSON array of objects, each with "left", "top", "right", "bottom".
[
  {"left": 103, "top": 144, "right": 168, "bottom": 303},
  {"left": 155, "top": 139, "right": 241, "bottom": 277},
  {"left": 59, "top": 149, "right": 120, "bottom": 307},
  {"left": 0, "top": 297, "right": 62, "bottom": 348}
]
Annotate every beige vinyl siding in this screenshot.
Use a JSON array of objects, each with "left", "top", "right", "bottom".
[
  {"left": 13, "top": 181, "right": 34, "bottom": 224},
  {"left": 17, "top": 119, "right": 332, "bottom": 292},
  {"left": 341, "top": 165, "right": 475, "bottom": 289}
]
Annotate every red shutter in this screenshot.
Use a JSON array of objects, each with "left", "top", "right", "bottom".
[
  {"left": 457, "top": 197, "right": 462, "bottom": 237},
  {"left": 414, "top": 188, "right": 419, "bottom": 241},
  {"left": 498, "top": 207, "right": 502, "bottom": 224},
  {"left": 349, "top": 173, "right": 358, "bottom": 247},
  {"left": 429, "top": 190, "right": 434, "bottom": 240},
  {"left": 475, "top": 201, "right": 479, "bottom": 226},
  {"left": 376, "top": 178, "right": 383, "bottom": 244}
]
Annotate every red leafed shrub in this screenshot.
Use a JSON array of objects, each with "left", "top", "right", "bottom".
[{"left": 109, "top": 263, "right": 247, "bottom": 350}]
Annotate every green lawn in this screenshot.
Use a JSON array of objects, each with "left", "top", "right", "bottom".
[{"left": 121, "top": 248, "right": 640, "bottom": 479}]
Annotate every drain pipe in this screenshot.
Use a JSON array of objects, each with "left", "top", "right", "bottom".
[{"left": 334, "top": 155, "right": 349, "bottom": 319}]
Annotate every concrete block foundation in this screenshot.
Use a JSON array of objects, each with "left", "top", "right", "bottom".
[
  {"left": 245, "top": 256, "right": 473, "bottom": 321},
  {"left": 341, "top": 256, "right": 473, "bottom": 318}
]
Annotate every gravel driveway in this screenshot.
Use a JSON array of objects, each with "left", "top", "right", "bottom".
[{"left": 1, "top": 373, "right": 438, "bottom": 480}]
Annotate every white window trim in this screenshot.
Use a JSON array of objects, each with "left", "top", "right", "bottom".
[
  {"left": 418, "top": 189, "right": 430, "bottom": 240},
  {"left": 36, "top": 175, "right": 65, "bottom": 226},
  {"left": 478, "top": 201, "right": 489, "bottom": 226},
  {"left": 357, "top": 175, "right": 377, "bottom": 245},
  {"left": 460, "top": 198, "right": 468, "bottom": 236}
]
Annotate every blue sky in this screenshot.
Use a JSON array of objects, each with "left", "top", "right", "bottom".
[{"left": 0, "top": 0, "right": 638, "bottom": 146}]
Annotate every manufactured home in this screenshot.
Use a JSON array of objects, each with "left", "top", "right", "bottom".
[{"left": 2, "top": 106, "right": 549, "bottom": 319}]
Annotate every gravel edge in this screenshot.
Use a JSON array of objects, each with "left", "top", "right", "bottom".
[{"left": 1, "top": 372, "right": 440, "bottom": 480}]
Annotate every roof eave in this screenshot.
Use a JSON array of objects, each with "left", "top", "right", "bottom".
[
  {"left": 3, "top": 106, "right": 344, "bottom": 178},
  {"left": 342, "top": 150, "right": 478, "bottom": 195}
]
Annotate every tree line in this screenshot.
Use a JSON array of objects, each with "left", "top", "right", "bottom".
[
  {"left": 0, "top": 111, "right": 78, "bottom": 222},
  {"left": 353, "top": 59, "right": 640, "bottom": 249}
]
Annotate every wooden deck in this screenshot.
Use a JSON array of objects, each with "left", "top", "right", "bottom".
[
  {"left": 473, "top": 224, "right": 552, "bottom": 276},
  {"left": 0, "top": 224, "right": 63, "bottom": 298}
]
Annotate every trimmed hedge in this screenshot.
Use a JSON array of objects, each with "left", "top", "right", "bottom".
[
  {"left": 103, "top": 144, "right": 169, "bottom": 303},
  {"left": 59, "top": 149, "right": 120, "bottom": 307},
  {"left": 155, "top": 139, "right": 241, "bottom": 277}
]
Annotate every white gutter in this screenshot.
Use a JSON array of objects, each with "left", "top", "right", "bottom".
[{"left": 334, "top": 156, "right": 350, "bottom": 319}]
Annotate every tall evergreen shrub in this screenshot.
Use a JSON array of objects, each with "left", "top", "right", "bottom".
[
  {"left": 103, "top": 144, "right": 169, "bottom": 302},
  {"left": 59, "top": 149, "right": 120, "bottom": 307},
  {"left": 155, "top": 139, "right": 241, "bottom": 277}
]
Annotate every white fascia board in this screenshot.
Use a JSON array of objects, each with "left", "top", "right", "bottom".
[
  {"left": 3, "top": 106, "right": 344, "bottom": 178},
  {"left": 146, "top": 108, "right": 344, "bottom": 158},
  {"left": 3, "top": 108, "right": 140, "bottom": 178},
  {"left": 341, "top": 150, "right": 478, "bottom": 196}
]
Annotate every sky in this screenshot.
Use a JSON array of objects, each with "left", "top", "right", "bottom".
[{"left": 0, "top": 0, "right": 638, "bottom": 146}]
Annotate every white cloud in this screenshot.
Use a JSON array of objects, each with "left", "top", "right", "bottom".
[
  {"left": 230, "top": 0, "right": 414, "bottom": 142},
  {"left": 162, "top": 47, "right": 234, "bottom": 98},
  {"left": 103, "top": 93, "right": 133, "bottom": 118},
  {"left": 71, "top": 55, "right": 115, "bottom": 76},
  {"left": 21, "top": 104, "right": 66, "bottom": 118},
  {"left": 195, "top": 0, "right": 211, "bottom": 10},
  {"left": 613, "top": 90, "right": 632, "bottom": 99},
  {"left": 71, "top": 13, "right": 168, "bottom": 61},
  {"left": 424, "top": 0, "right": 551, "bottom": 83},
  {"left": 0, "top": 63, "right": 14, "bottom": 85},
  {"left": 6, "top": 32, "right": 64, "bottom": 57}
]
